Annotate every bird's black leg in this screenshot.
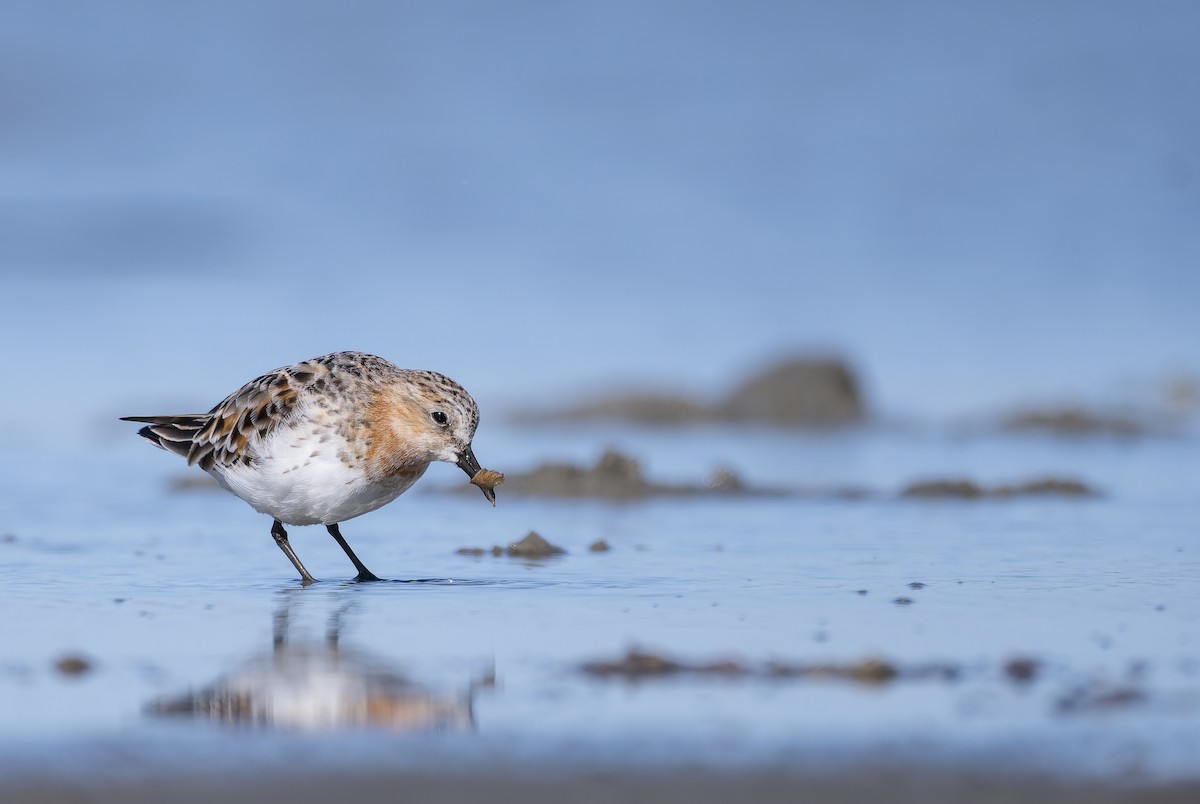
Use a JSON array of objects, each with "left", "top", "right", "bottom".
[
  {"left": 271, "top": 519, "right": 316, "bottom": 585},
  {"left": 326, "top": 523, "right": 381, "bottom": 582}
]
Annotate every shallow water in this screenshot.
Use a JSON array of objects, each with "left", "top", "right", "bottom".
[
  {"left": 2, "top": 421, "right": 1197, "bottom": 783},
  {"left": 2, "top": 0, "right": 1199, "bottom": 790}
]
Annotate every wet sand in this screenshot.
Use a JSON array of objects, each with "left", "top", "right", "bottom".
[
  {"left": 6, "top": 768, "right": 1198, "bottom": 804},
  {"left": 4, "top": 356, "right": 1198, "bottom": 796}
]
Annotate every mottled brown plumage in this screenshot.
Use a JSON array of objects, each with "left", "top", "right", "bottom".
[{"left": 122, "top": 351, "right": 496, "bottom": 584}]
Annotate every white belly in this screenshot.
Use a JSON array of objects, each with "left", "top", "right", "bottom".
[{"left": 209, "top": 425, "right": 428, "bottom": 526}]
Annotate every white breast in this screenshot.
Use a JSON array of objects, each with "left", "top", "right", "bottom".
[{"left": 208, "top": 414, "right": 428, "bottom": 526}]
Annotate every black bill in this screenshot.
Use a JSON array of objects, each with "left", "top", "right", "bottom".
[{"left": 456, "top": 445, "right": 496, "bottom": 505}]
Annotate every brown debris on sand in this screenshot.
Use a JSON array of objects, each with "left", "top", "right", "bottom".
[
  {"left": 1004, "top": 657, "right": 1040, "bottom": 683},
  {"left": 581, "top": 649, "right": 746, "bottom": 679},
  {"left": 1012, "top": 479, "right": 1097, "bottom": 496},
  {"left": 581, "top": 649, "right": 959, "bottom": 686},
  {"left": 1056, "top": 683, "right": 1146, "bottom": 714},
  {"left": 765, "top": 658, "right": 900, "bottom": 685},
  {"left": 901, "top": 477, "right": 1098, "bottom": 500},
  {"left": 521, "top": 355, "right": 865, "bottom": 428},
  {"left": 902, "top": 479, "right": 987, "bottom": 499},
  {"left": 492, "top": 449, "right": 796, "bottom": 500},
  {"left": 54, "top": 654, "right": 93, "bottom": 678},
  {"left": 456, "top": 531, "right": 567, "bottom": 559},
  {"left": 999, "top": 407, "right": 1149, "bottom": 437},
  {"left": 505, "top": 531, "right": 565, "bottom": 558}
]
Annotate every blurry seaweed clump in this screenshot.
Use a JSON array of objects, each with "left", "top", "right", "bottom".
[
  {"left": 998, "top": 407, "right": 1149, "bottom": 438},
  {"left": 495, "top": 449, "right": 792, "bottom": 500},
  {"left": 521, "top": 355, "right": 864, "bottom": 428}
]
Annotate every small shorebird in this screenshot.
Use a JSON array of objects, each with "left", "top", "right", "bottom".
[{"left": 122, "top": 351, "right": 498, "bottom": 584}]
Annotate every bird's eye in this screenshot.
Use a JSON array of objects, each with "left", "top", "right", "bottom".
[{"left": 430, "top": 410, "right": 449, "bottom": 426}]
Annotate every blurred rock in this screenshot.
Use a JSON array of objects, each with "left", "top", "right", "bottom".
[
  {"left": 999, "top": 407, "right": 1147, "bottom": 437},
  {"left": 1056, "top": 683, "right": 1146, "bottom": 714},
  {"left": 707, "top": 466, "right": 746, "bottom": 492},
  {"left": 54, "top": 654, "right": 93, "bottom": 677},
  {"left": 767, "top": 658, "right": 960, "bottom": 684},
  {"left": 901, "top": 480, "right": 985, "bottom": 499},
  {"left": 522, "top": 354, "right": 865, "bottom": 428},
  {"left": 771, "top": 658, "right": 900, "bottom": 685},
  {"left": 1004, "top": 479, "right": 1096, "bottom": 497},
  {"left": 901, "top": 477, "right": 1098, "bottom": 499},
  {"left": 505, "top": 531, "right": 566, "bottom": 558},
  {"left": 494, "top": 449, "right": 802, "bottom": 500},
  {"left": 588, "top": 539, "right": 611, "bottom": 553},
  {"left": 1005, "top": 657, "right": 1040, "bottom": 683},
  {"left": 584, "top": 649, "right": 959, "bottom": 687},
  {"left": 507, "top": 450, "right": 653, "bottom": 500},
  {"left": 456, "top": 531, "right": 567, "bottom": 559},
  {"left": 582, "top": 650, "right": 685, "bottom": 678},
  {"left": 719, "top": 357, "right": 864, "bottom": 426},
  {"left": 582, "top": 649, "right": 745, "bottom": 679}
]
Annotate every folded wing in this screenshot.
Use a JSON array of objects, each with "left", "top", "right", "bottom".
[{"left": 122, "top": 364, "right": 308, "bottom": 471}]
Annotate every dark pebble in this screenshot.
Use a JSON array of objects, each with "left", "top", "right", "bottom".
[{"left": 55, "top": 655, "right": 92, "bottom": 677}]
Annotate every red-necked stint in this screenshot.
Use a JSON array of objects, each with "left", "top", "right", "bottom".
[{"left": 123, "top": 351, "right": 499, "bottom": 584}]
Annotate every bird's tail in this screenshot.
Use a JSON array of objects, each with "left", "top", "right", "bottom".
[{"left": 120, "top": 415, "right": 211, "bottom": 461}]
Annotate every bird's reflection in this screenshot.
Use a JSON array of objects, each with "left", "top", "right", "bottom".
[{"left": 148, "top": 598, "right": 480, "bottom": 731}]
